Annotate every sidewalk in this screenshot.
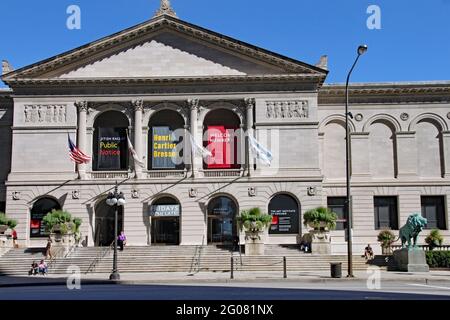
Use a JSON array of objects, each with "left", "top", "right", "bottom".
[{"left": 1, "top": 270, "right": 450, "bottom": 287}]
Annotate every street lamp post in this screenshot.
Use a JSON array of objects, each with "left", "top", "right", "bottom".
[
  {"left": 345, "top": 45, "right": 368, "bottom": 278},
  {"left": 106, "top": 181, "right": 126, "bottom": 280}
]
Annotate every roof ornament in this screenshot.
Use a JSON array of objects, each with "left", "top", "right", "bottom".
[
  {"left": 2, "top": 60, "right": 14, "bottom": 75},
  {"left": 315, "top": 55, "right": 328, "bottom": 70},
  {"left": 154, "top": 0, "right": 178, "bottom": 18}
]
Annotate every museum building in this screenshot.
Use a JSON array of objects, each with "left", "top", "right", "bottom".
[{"left": 1, "top": 4, "right": 449, "bottom": 254}]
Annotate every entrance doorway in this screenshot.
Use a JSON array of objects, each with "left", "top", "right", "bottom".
[
  {"left": 94, "top": 200, "right": 123, "bottom": 247},
  {"left": 207, "top": 196, "right": 237, "bottom": 244},
  {"left": 150, "top": 197, "right": 180, "bottom": 245}
]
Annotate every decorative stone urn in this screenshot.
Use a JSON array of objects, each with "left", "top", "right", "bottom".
[
  {"left": 50, "top": 232, "right": 76, "bottom": 257},
  {"left": 0, "top": 225, "right": 8, "bottom": 234},
  {"left": 244, "top": 231, "right": 265, "bottom": 256}
]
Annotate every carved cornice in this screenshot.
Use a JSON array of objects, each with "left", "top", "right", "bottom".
[
  {"left": 24, "top": 104, "right": 67, "bottom": 123},
  {"left": 319, "top": 83, "right": 450, "bottom": 104}
]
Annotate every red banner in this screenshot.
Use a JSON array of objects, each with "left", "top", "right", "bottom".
[{"left": 206, "top": 126, "right": 238, "bottom": 169}]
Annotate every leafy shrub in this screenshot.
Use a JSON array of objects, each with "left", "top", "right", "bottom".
[
  {"left": 303, "top": 207, "right": 337, "bottom": 231},
  {"left": 42, "top": 210, "right": 82, "bottom": 235},
  {"left": 0, "top": 213, "right": 18, "bottom": 229},
  {"left": 426, "top": 251, "right": 450, "bottom": 268},
  {"left": 377, "top": 229, "right": 396, "bottom": 248},
  {"left": 237, "top": 207, "right": 272, "bottom": 233},
  {"left": 425, "top": 229, "right": 444, "bottom": 249}
]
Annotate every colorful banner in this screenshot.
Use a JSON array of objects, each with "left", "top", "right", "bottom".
[
  {"left": 97, "top": 127, "right": 127, "bottom": 170},
  {"left": 152, "top": 127, "right": 179, "bottom": 169},
  {"left": 206, "top": 126, "right": 238, "bottom": 169}
]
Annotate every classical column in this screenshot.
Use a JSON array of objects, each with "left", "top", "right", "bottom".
[
  {"left": 132, "top": 100, "right": 144, "bottom": 179},
  {"left": 245, "top": 98, "right": 255, "bottom": 177},
  {"left": 75, "top": 101, "right": 88, "bottom": 180},
  {"left": 188, "top": 99, "right": 199, "bottom": 178},
  {"left": 442, "top": 131, "right": 450, "bottom": 178}
]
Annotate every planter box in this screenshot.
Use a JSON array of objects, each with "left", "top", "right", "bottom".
[{"left": 244, "top": 231, "right": 265, "bottom": 256}]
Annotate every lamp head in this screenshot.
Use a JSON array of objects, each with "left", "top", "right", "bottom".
[
  {"left": 117, "top": 192, "right": 126, "bottom": 206},
  {"left": 106, "top": 192, "right": 117, "bottom": 206},
  {"left": 358, "top": 45, "right": 368, "bottom": 56}
]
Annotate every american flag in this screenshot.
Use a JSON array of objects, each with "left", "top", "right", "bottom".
[{"left": 68, "top": 134, "right": 91, "bottom": 164}]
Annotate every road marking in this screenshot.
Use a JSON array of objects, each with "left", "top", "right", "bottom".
[{"left": 407, "top": 284, "right": 450, "bottom": 290}]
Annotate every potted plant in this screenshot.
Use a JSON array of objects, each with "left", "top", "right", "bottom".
[
  {"left": 42, "top": 210, "right": 81, "bottom": 246},
  {"left": 425, "top": 229, "right": 444, "bottom": 251},
  {"left": 0, "top": 213, "right": 17, "bottom": 234},
  {"left": 377, "top": 229, "right": 396, "bottom": 255},
  {"left": 303, "top": 207, "right": 337, "bottom": 254},
  {"left": 236, "top": 207, "right": 272, "bottom": 256}
]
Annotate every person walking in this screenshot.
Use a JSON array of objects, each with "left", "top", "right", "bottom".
[
  {"left": 11, "top": 229, "right": 18, "bottom": 248},
  {"left": 118, "top": 231, "right": 127, "bottom": 251},
  {"left": 45, "top": 236, "right": 53, "bottom": 259}
]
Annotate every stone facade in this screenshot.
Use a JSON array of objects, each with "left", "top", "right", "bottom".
[{"left": 1, "top": 14, "right": 449, "bottom": 254}]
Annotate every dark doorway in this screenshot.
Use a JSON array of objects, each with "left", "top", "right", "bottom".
[
  {"left": 94, "top": 200, "right": 123, "bottom": 247},
  {"left": 150, "top": 197, "right": 180, "bottom": 245},
  {"left": 30, "top": 197, "right": 61, "bottom": 238},
  {"left": 207, "top": 196, "right": 237, "bottom": 244}
]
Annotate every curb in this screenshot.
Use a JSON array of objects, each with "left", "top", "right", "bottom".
[{"left": 2, "top": 275, "right": 450, "bottom": 288}]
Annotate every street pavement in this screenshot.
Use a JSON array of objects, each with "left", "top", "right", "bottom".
[{"left": 0, "top": 270, "right": 449, "bottom": 299}]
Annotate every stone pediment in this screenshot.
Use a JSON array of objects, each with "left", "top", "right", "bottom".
[{"left": 2, "top": 15, "right": 327, "bottom": 84}]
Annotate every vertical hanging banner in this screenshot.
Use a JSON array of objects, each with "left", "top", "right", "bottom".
[
  {"left": 152, "top": 126, "right": 178, "bottom": 169},
  {"left": 206, "top": 126, "right": 238, "bottom": 169},
  {"left": 98, "top": 127, "right": 127, "bottom": 170}
]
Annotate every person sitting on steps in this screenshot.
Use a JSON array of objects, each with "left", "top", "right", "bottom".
[{"left": 364, "top": 244, "right": 374, "bottom": 260}]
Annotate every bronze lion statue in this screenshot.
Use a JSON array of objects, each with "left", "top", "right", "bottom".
[{"left": 399, "top": 213, "right": 427, "bottom": 248}]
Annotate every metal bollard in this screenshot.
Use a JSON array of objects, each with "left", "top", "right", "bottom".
[
  {"left": 283, "top": 256, "right": 287, "bottom": 278},
  {"left": 230, "top": 256, "right": 234, "bottom": 279}
]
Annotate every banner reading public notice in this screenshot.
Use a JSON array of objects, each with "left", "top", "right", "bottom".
[{"left": 97, "top": 127, "right": 127, "bottom": 170}]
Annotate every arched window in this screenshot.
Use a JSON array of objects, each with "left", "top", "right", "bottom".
[
  {"left": 322, "top": 121, "right": 346, "bottom": 179},
  {"left": 93, "top": 110, "right": 129, "bottom": 171},
  {"left": 30, "top": 198, "right": 61, "bottom": 238},
  {"left": 268, "top": 194, "right": 300, "bottom": 235},
  {"left": 148, "top": 110, "right": 185, "bottom": 170},
  {"left": 207, "top": 196, "right": 238, "bottom": 244},
  {"left": 150, "top": 196, "right": 181, "bottom": 245},
  {"left": 203, "top": 109, "right": 242, "bottom": 170},
  {"left": 416, "top": 120, "right": 444, "bottom": 178}
]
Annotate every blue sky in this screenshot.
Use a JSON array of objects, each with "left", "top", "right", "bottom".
[{"left": 1, "top": 0, "right": 449, "bottom": 87}]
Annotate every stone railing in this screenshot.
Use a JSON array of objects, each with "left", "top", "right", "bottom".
[
  {"left": 147, "top": 169, "right": 187, "bottom": 179},
  {"left": 89, "top": 171, "right": 131, "bottom": 179},
  {"left": 202, "top": 169, "right": 244, "bottom": 178},
  {"left": 391, "top": 244, "right": 450, "bottom": 252}
]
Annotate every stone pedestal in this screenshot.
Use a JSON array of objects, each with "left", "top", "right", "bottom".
[
  {"left": 50, "top": 233, "right": 75, "bottom": 257},
  {"left": 244, "top": 231, "right": 265, "bottom": 256},
  {"left": 310, "top": 230, "right": 331, "bottom": 255},
  {"left": 393, "top": 248, "right": 429, "bottom": 272}
]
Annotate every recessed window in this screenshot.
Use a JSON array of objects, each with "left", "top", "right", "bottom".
[
  {"left": 421, "top": 196, "right": 446, "bottom": 230},
  {"left": 327, "top": 197, "right": 346, "bottom": 230},
  {"left": 374, "top": 196, "right": 398, "bottom": 230}
]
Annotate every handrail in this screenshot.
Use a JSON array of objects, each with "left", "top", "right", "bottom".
[
  {"left": 390, "top": 244, "right": 450, "bottom": 252},
  {"left": 85, "top": 241, "right": 114, "bottom": 274},
  {"left": 188, "top": 235, "right": 205, "bottom": 275}
]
